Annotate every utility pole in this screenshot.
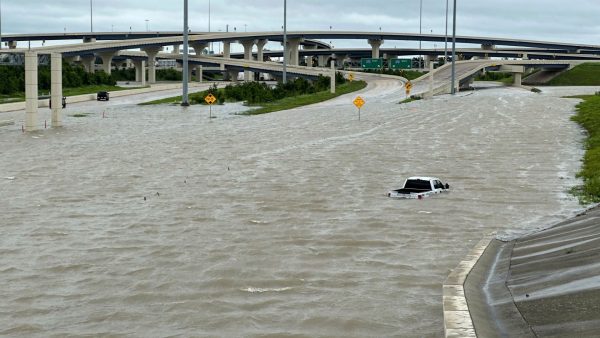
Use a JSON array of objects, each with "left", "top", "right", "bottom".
[
  {"left": 451, "top": 0, "right": 457, "bottom": 94},
  {"left": 182, "top": 0, "right": 190, "bottom": 106},
  {"left": 444, "top": 0, "right": 449, "bottom": 62},
  {"left": 0, "top": 0, "right": 3, "bottom": 50},
  {"left": 283, "top": 0, "right": 287, "bottom": 84}
]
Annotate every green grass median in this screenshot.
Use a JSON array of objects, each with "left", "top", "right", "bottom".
[
  {"left": 245, "top": 81, "right": 367, "bottom": 115},
  {"left": 569, "top": 93, "right": 600, "bottom": 203}
]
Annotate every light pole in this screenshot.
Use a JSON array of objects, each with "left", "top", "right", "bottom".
[
  {"left": 208, "top": 0, "right": 212, "bottom": 53},
  {"left": 444, "top": 0, "right": 449, "bottom": 62},
  {"left": 283, "top": 0, "right": 287, "bottom": 84},
  {"left": 450, "top": 0, "right": 457, "bottom": 94},
  {"left": 182, "top": 0, "right": 189, "bottom": 106},
  {"left": 145, "top": 19, "right": 149, "bottom": 32},
  {"left": 419, "top": 0, "right": 422, "bottom": 69},
  {"left": 90, "top": 0, "right": 93, "bottom": 32},
  {"left": 0, "top": 0, "right": 3, "bottom": 50}
]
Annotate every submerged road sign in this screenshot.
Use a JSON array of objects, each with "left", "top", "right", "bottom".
[
  {"left": 353, "top": 96, "right": 365, "bottom": 109},
  {"left": 205, "top": 93, "right": 217, "bottom": 105}
]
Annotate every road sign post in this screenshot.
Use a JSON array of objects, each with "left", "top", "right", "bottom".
[
  {"left": 405, "top": 81, "right": 412, "bottom": 96},
  {"left": 353, "top": 96, "right": 365, "bottom": 121},
  {"left": 205, "top": 93, "right": 217, "bottom": 118}
]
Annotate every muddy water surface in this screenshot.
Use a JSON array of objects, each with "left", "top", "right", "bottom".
[{"left": 0, "top": 80, "right": 586, "bottom": 337}]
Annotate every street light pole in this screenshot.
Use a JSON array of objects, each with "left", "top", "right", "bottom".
[
  {"left": 450, "top": 0, "right": 457, "bottom": 95},
  {"left": 444, "top": 0, "right": 448, "bottom": 62},
  {"left": 419, "top": 0, "right": 422, "bottom": 69},
  {"left": 145, "top": 19, "right": 149, "bottom": 32},
  {"left": 283, "top": 0, "right": 287, "bottom": 84},
  {"left": 0, "top": 0, "right": 3, "bottom": 50},
  {"left": 182, "top": 0, "right": 190, "bottom": 106},
  {"left": 90, "top": 0, "right": 93, "bottom": 32}
]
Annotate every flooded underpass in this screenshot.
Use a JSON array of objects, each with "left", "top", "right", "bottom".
[{"left": 0, "top": 79, "right": 588, "bottom": 336}]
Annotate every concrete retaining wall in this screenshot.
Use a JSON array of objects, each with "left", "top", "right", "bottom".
[{"left": 443, "top": 234, "right": 495, "bottom": 338}]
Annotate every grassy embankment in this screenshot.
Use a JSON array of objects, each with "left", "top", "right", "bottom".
[
  {"left": 246, "top": 81, "right": 366, "bottom": 115},
  {"left": 570, "top": 93, "right": 600, "bottom": 203},
  {"left": 548, "top": 63, "right": 600, "bottom": 86}
]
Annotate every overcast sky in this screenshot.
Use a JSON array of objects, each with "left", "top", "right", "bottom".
[{"left": 2, "top": 0, "right": 599, "bottom": 50}]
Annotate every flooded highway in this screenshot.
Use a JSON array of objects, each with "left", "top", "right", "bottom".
[{"left": 0, "top": 79, "right": 588, "bottom": 337}]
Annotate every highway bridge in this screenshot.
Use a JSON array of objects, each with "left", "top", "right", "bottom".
[{"left": 2, "top": 30, "right": 600, "bottom": 131}]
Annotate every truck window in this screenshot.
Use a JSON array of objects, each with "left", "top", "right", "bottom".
[{"left": 405, "top": 179, "right": 431, "bottom": 190}]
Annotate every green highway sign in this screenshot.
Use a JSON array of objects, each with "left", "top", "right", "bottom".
[
  {"left": 361, "top": 58, "right": 383, "bottom": 69},
  {"left": 389, "top": 58, "right": 412, "bottom": 70}
]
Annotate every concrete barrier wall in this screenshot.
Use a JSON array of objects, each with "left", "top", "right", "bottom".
[{"left": 443, "top": 233, "right": 495, "bottom": 338}]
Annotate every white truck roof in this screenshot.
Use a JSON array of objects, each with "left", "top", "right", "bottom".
[{"left": 406, "top": 177, "right": 441, "bottom": 181}]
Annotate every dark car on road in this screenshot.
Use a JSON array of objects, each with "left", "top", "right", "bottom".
[{"left": 97, "top": 91, "right": 110, "bottom": 101}]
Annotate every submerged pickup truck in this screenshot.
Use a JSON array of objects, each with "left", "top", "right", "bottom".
[{"left": 388, "top": 177, "right": 450, "bottom": 199}]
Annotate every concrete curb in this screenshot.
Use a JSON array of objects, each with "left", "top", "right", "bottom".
[
  {"left": 0, "top": 82, "right": 210, "bottom": 113},
  {"left": 443, "top": 233, "right": 495, "bottom": 338}
]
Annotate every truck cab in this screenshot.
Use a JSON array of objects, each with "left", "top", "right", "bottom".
[{"left": 388, "top": 176, "right": 450, "bottom": 199}]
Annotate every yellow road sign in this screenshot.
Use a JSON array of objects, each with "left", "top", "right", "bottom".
[
  {"left": 405, "top": 81, "right": 413, "bottom": 91},
  {"left": 348, "top": 73, "right": 354, "bottom": 82},
  {"left": 205, "top": 93, "right": 217, "bottom": 105},
  {"left": 353, "top": 96, "right": 365, "bottom": 109}
]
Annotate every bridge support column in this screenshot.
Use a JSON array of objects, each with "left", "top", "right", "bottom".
[
  {"left": 190, "top": 42, "right": 208, "bottom": 56},
  {"left": 51, "top": 53, "right": 63, "bottom": 128},
  {"left": 227, "top": 70, "right": 239, "bottom": 82},
  {"left": 97, "top": 51, "right": 115, "bottom": 75},
  {"left": 424, "top": 55, "right": 436, "bottom": 69},
  {"left": 223, "top": 41, "right": 231, "bottom": 58},
  {"left": 83, "top": 37, "right": 97, "bottom": 43},
  {"left": 197, "top": 65, "right": 203, "bottom": 82},
  {"left": 241, "top": 39, "right": 256, "bottom": 82},
  {"left": 318, "top": 55, "right": 326, "bottom": 67},
  {"left": 172, "top": 44, "right": 180, "bottom": 54},
  {"left": 133, "top": 60, "right": 146, "bottom": 86},
  {"left": 255, "top": 39, "right": 268, "bottom": 79},
  {"left": 368, "top": 39, "right": 384, "bottom": 59},
  {"left": 284, "top": 38, "right": 303, "bottom": 66},
  {"left": 514, "top": 73, "right": 522, "bottom": 86},
  {"left": 143, "top": 47, "right": 162, "bottom": 84},
  {"left": 25, "top": 51, "right": 38, "bottom": 132},
  {"left": 80, "top": 55, "right": 96, "bottom": 73},
  {"left": 8, "top": 41, "right": 18, "bottom": 49}
]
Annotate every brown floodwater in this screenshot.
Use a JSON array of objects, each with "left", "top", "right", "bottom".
[{"left": 0, "top": 80, "right": 587, "bottom": 337}]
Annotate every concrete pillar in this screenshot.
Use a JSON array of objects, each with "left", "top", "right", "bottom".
[
  {"left": 330, "top": 61, "right": 336, "bottom": 94},
  {"left": 188, "top": 66, "right": 194, "bottom": 83},
  {"left": 133, "top": 60, "right": 146, "bottom": 86},
  {"left": 190, "top": 42, "right": 208, "bottom": 55},
  {"left": 25, "top": 51, "right": 38, "bottom": 132},
  {"left": 51, "top": 53, "right": 63, "bottom": 128},
  {"left": 522, "top": 53, "right": 529, "bottom": 60},
  {"left": 172, "top": 44, "right": 180, "bottom": 54},
  {"left": 256, "top": 39, "right": 268, "bottom": 62},
  {"left": 198, "top": 65, "right": 203, "bottom": 82},
  {"left": 368, "top": 39, "right": 384, "bottom": 59},
  {"left": 63, "top": 55, "right": 80, "bottom": 64},
  {"left": 255, "top": 39, "right": 268, "bottom": 79},
  {"left": 97, "top": 51, "right": 115, "bottom": 75},
  {"left": 143, "top": 47, "right": 162, "bottom": 84},
  {"left": 223, "top": 41, "right": 231, "bottom": 58},
  {"left": 83, "top": 37, "right": 97, "bottom": 43},
  {"left": 318, "top": 55, "right": 326, "bottom": 67},
  {"left": 283, "top": 38, "right": 303, "bottom": 66},
  {"left": 241, "top": 39, "right": 256, "bottom": 82},
  {"left": 80, "top": 55, "right": 96, "bottom": 73},
  {"left": 514, "top": 73, "right": 522, "bottom": 86},
  {"left": 8, "top": 41, "right": 18, "bottom": 49},
  {"left": 306, "top": 56, "right": 314, "bottom": 67},
  {"left": 228, "top": 70, "right": 239, "bottom": 82},
  {"left": 424, "top": 55, "right": 436, "bottom": 69}
]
